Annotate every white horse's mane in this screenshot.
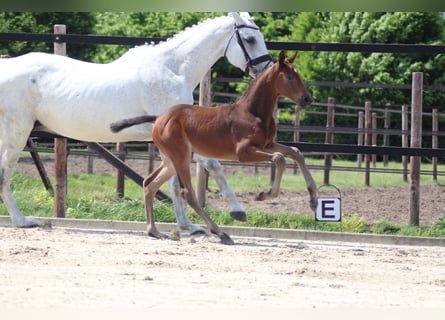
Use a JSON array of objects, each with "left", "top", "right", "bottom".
[
  {"left": 125, "top": 13, "right": 257, "bottom": 56},
  {"left": 129, "top": 15, "right": 229, "bottom": 51}
]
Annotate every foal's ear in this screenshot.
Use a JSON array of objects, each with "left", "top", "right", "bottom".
[
  {"left": 288, "top": 52, "right": 298, "bottom": 64},
  {"left": 279, "top": 51, "right": 286, "bottom": 66}
]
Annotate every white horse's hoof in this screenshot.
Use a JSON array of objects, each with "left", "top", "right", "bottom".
[
  {"left": 190, "top": 229, "right": 207, "bottom": 236},
  {"left": 13, "top": 217, "right": 51, "bottom": 229},
  {"left": 178, "top": 223, "right": 207, "bottom": 236},
  {"left": 230, "top": 211, "right": 247, "bottom": 222}
]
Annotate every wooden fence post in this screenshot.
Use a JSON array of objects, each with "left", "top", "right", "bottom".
[
  {"left": 357, "top": 111, "right": 363, "bottom": 168},
  {"left": 196, "top": 69, "right": 211, "bottom": 207},
  {"left": 402, "top": 105, "right": 409, "bottom": 182},
  {"left": 270, "top": 104, "right": 278, "bottom": 184},
  {"left": 87, "top": 145, "right": 94, "bottom": 174},
  {"left": 383, "top": 107, "right": 391, "bottom": 166},
  {"left": 364, "top": 101, "right": 372, "bottom": 186},
  {"left": 148, "top": 143, "right": 156, "bottom": 174},
  {"left": 409, "top": 72, "right": 423, "bottom": 226},
  {"left": 372, "top": 112, "right": 377, "bottom": 168},
  {"left": 53, "top": 24, "right": 67, "bottom": 218},
  {"left": 324, "top": 97, "right": 335, "bottom": 184},
  {"left": 293, "top": 106, "right": 300, "bottom": 174},
  {"left": 115, "top": 142, "right": 126, "bottom": 198},
  {"left": 432, "top": 108, "right": 438, "bottom": 181}
]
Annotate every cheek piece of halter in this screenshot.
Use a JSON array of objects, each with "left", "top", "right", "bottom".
[{"left": 225, "top": 24, "right": 273, "bottom": 76}]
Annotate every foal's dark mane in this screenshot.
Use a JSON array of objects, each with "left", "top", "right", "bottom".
[{"left": 235, "top": 63, "right": 276, "bottom": 105}]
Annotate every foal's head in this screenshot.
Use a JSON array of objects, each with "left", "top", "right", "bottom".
[{"left": 275, "top": 51, "right": 312, "bottom": 107}]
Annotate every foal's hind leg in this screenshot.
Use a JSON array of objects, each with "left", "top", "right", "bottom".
[
  {"left": 143, "top": 162, "right": 175, "bottom": 239},
  {"left": 0, "top": 115, "right": 43, "bottom": 227},
  {"left": 193, "top": 154, "right": 247, "bottom": 222},
  {"left": 174, "top": 160, "right": 234, "bottom": 245}
]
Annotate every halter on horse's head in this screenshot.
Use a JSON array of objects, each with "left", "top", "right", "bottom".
[{"left": 224, "top": 12, "right": 273, "bottom": 78}]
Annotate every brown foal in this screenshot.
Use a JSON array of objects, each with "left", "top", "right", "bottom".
[{"left": 110, "top": 51, "right": 318, "bottom": 245}]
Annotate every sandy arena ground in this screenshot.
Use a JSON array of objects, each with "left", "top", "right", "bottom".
[{"left": 0, "top": 224, "right": 444, "bottom": 316}]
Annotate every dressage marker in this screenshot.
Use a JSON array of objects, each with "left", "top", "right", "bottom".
[
  {"left": 111, "top": 51, "right": 319, "bottom": 245},
  {"left": 315, "top": 184, "right": 342, "bottom": 223},
  {"left": 0, "top": 12, "right": 272, "bottom": 233}
]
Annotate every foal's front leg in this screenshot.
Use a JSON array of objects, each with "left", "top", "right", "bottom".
[
  {"left": 255, "top": 152, "right": 287, "bottom": 201},
  {"left": 237, "top": 145, "right": 288, "bottom": 202}
]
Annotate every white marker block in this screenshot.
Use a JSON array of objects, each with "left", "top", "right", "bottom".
[{"left": 316, "top": 197, "right": 341, "bottom": 222}]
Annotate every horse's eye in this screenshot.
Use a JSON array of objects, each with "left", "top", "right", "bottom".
[{"left": 245, "top": 36, "right": 256, "bottom": 44}]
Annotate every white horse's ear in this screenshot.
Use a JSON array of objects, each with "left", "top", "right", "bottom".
[
  {"left": 229, "top": 12, "right": 244, "bottom": 26},
  {"left": 240, "top": 12, "right": 257, "bottom": 27},
  {"left": 230, "top": 12, "right": 256, "bottom": 27},
  {"left": 240, "top": 12, "right": 254, "bottom": 21}
]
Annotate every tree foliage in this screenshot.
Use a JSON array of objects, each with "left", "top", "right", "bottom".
[
  {"left": 292, "top": 12, "right": 445, "bottom": 109},
  {"left": 1, "top": 12, "right": 444, "bottom": 144},
  {"left": 278, "top": 12, "right": 445, "bottom": 144},
  {"left": 92, "top": 12, "right": 220, "bottom": 63},
  {"left": 0, "top": 12, "right": 96, "bottom": 60}
]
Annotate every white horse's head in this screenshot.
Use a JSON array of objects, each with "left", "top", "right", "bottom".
[{"left": 224, "top": 12, "right": 273, "bottom": 78}]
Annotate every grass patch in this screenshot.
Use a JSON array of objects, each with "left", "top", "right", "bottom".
[{"left": 1, "top": 162, "right": 445, "bottom": 238}]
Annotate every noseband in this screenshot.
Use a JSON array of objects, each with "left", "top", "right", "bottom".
[{"left": 225, "top": 24, "right": 273, "bottom": 75}]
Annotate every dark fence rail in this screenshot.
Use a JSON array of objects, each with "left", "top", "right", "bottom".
[{"left": 2, "top": 32, "right": 445, "bottom": 55}]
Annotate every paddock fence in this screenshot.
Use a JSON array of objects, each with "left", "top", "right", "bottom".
[{"left": 2, "top": 27, "right": 445, "bottom": 226}]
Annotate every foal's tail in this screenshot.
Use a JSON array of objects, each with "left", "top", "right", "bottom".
[{"left": 110, "top": 115, "right": 158, "bottom": 133}]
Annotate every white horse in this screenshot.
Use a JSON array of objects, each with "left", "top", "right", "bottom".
[{"left": 0, "top": 12, "right": 272, "bottom": 234}]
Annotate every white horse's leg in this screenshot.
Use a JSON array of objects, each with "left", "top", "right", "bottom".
[
  {"left": 193, "top": 154, "right": 246, "bottom": 221},
  {"left": 1, "top": 169, "right": 42, "bottom": 227},
  {"left": 0, "top": 119, "right": 42, "bottom": 227},
  {"left": 168, "top": 176, "right": 207, "bottom": 235}
]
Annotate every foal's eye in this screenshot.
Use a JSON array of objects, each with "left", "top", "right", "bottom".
[{"left": 245, "top": 36, "right": 256, "bottom": 44}]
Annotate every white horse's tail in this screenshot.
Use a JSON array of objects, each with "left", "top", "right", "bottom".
[{"left": 110, "top": 115, "right": 158, "bottom": 133}]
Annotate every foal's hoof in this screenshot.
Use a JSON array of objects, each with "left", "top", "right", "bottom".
[
  {"left": 148, "top": 231, "right": 170, "bottom": 240},
  {"left": 230, "top": 211, "right": 247, "bottom": 222},
  {"left": 309, "top": 198, "right": 319, "bottom": 212},
  {"left": 220, "top": 233, "right": 235, "bottom": 245}
]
